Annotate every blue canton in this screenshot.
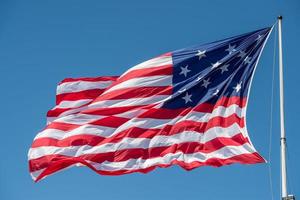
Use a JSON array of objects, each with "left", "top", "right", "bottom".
[{"left": 162, "top": 27, "right": 272, "bottom": 109}]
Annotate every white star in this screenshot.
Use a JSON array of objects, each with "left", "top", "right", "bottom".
[
  {"left": 233, "top": 82, "right": 242, "bottom": 93},
  {"left": 211, "top": 61, "right": 222, "bottom": 69},
  {"left": 238, "top": 50, "right": 247, "bottom": 58},
  {"left": 201, "top": 78, "right": 211, "bottom": 88},
  {"left": 220, "top": 64, "right": 229, "bottom": 74},
  {"left": 182, "top": 92, "right": 192, "bottom": 104},
  {"left": 256, "top": 34, "right": 263, "bottom": 42},
  {"left": 212, "top": 89, "right": 219, "bottom": 96},
  {"left": 225, "top": 44, "right": 236, "bottom": 55},
  {"left": 195, "top": 50, "right": 206, "bottom": 60},
  {"left": 179, "top": 65, "right": 191, "bottom": 77},
  {"left": 244, "top": 56, "right": 252, "bottom": 64}
]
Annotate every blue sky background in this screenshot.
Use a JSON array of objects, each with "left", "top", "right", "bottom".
[{"left": 0, "top": 0, "right": 299, "bottom": 200}]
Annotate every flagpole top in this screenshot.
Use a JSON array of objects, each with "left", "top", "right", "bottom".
[{"left": 278, "top": 15, "right": 283, "bottom": 20}]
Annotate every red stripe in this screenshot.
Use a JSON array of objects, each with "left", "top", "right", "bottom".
[
  {"left": 56, "top": 89, "right": 105, "bottom": 105},
  {"left": 47, "top": 107, "right": 73, "bottom": 118},
  {"left": 46, "top": 96, "right": 245, "bottom": 131},
  {"left": 49, "top": 91, "right": 245, "bottom": 119},
  {"left": 47, "top": 103, "right": 243, "bottom": 134},
  {"left": 47, "top": 106, "right": 87, "bottom": 118},
  {"left": 81, "top": 106, "right": 145, "bottom": 116},
  {"left": 59, "top": 76, "right": 118, "bottom": 85},
  {"left": 83, "top": 134, "right": 251, "bottom": 163},
  {"left": 44, "top": 116, "right": 130, "bottom": 132},
  {"left": 90, "top": 116, "right": 130, "bottom": 128},
  {"left": 93, "top": 152, "right": 265, "bottom": 175},
  {"left": 136, "top": 97, "right": 246, "bottom": 119},
  {"left": 118, "top": 65, "right": 172, "bottom": 83},
  {"left": 47, "top": 105, "right": 148, "bottom": 118},
  {"left": 45, "top": 122, "right": 80, "bottom": 131},
  {"left": 159, "top": 52, "right": 172, "bottom": 57},
  {"left": 49, "top": 86, "right": 172, "bottom": 118},
  {"left": 214, "top": 96, "right": 247, "bottom": 108},
  {"left": 33, "top": 113, "right": 244, "bottom": 148},
  {"left": 30, "top": 133, "right": 251, "bottom": 172},
  {"left": 83, "top": 96, "right": 245, "bottom": 117},
  {"left": 33, "top": 152, "right": 264, "bottom": 182}
]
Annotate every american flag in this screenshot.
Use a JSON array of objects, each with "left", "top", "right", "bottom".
[{"left": 28, "top": 27, "right": 272, "bottom": 182}]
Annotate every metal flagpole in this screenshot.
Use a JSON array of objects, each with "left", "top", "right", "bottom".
[
  {"left": 277, "top": 16, "right": 295, "bottom": 200},
  {"left": 277, "top": 15, "right": 288, "bottom": 200}
]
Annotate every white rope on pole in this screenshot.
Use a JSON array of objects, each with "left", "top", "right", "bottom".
[{"left": 267, "top": 21, "right": 277, "bottom": 200}]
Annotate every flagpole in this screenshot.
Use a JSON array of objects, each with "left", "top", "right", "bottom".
[{"left": 277, "top": 16, "right": 293, "bottom": 200}]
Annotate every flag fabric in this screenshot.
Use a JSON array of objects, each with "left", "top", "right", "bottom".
[
  {"left": 46, "top": 76, "right": 118, "bottom": 123},
  {"left": 28, "top": 27, "right": 272, "bottom": 182}
]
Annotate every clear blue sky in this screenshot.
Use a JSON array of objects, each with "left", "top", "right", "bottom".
[{"left": 0, "top": 0, "right": 299, "bottom": 199}]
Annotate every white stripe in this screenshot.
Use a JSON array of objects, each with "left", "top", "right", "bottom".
[
  {"left": 123, "top": 56, "right": 172, "bottom": 75},
  {"left": 28, "top": 123, "right": 246, "bottom": 159},
  {"left": 90, "top": 143, "right": 256, "bottom": 171},
  {"left": 35, "top": 124, "right": 117, "bottom": 140},
  {"left": 55, "top": 99, "right": 92, "bottom": 109},
  {"left": 54, "top": 114, "right": 105, "bottom": 125},
  {"left": 46, "top": 106, "right": 145, "bottom": 124},
  {"left": 47, "top": 105, "right": 89, "bottom": 124},
  {"left": 43, "top": 110, "right": 145, "bottom": 139},
  {"left": 88, "top": 95, "right": 169, "bottom": 108},
  {"left": 114, "top": 104, "right": 245, "bottom": 133},
  {"left": 40, "top": 105, "right": 245, "bottom": 140},
  {"left": 57, "top": 80, "right": 113, "bottom": 95},
  {"left": 30, "top": 164, "right": 78, "bottom": 181},
  {"left": 103, "top": 75, "right": 172, "bottom": 95}
]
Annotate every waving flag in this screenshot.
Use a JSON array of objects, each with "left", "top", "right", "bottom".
[{"left": 28, "top": 27, "right": 272, "bottom": 182}]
